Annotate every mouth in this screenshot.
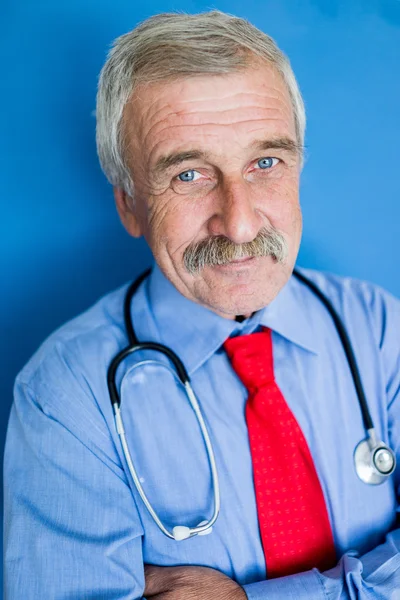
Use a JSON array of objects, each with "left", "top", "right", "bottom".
[
  {"left": 228, "top": 256, "right": 255, "bottom": 264},
  {"left": 212, "top": 256, "right": 258, "bottom": 271}
]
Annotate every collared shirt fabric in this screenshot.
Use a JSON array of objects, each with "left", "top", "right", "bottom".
[{"left": 4, "top": 264, "right": 400, "bottom": 600}]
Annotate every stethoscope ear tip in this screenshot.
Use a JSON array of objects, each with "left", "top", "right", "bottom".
[
  {"left": 172, "top": 526, "right": 191, "bottom": 541},
  {"left": 172, "top": 521, "right": 214, "bottom": 540},
  {"left": 196, "top": 520, "right": 213, "bottom": 536}
]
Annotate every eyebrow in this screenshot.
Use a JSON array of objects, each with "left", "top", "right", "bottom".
[
  {"left": 250, "top": 137, "right": 303, "bottom": 155},
  {"left": 152, "top": 150, "right": 210, "bottom": 178},
  {"left": 152, "top": 136, "right": 302, "bottom": 178}
]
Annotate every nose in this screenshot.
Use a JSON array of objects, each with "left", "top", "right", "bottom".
[{"left": 208, "top": 179, "right": 264, "bottom": 244}]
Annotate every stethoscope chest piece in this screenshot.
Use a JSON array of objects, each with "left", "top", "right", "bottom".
[
  {"left": 354, "top": 428, "right": 396, "bottom": 485},
  {"left": 109, "top": 269, "right": 398, "bottom": 542}
]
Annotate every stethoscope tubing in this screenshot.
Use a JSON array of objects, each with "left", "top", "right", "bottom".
[
  {"left": 108, "top": 341, "right": 190, "bottom": 406},
  {"left": 108, "top": 265, "right": 396, "bottom": 540},
  {"left": 107, "top": 295, "right": 221, "bottom": 539},
  {"left": 292, "top": 269, "right": 374, "bottom": 431}
]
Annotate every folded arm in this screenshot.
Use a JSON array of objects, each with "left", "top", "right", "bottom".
[{"left": 4, "top": 379, "right": 146, "bottom": 599}]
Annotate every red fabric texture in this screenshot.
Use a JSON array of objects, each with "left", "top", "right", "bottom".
[{"left": 224, "top": 327, "right": 336, "bottom": 578}]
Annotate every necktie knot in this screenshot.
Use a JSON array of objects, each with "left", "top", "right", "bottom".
[{"left": 224, "top": 327, "right": 275, "bottom": 391}]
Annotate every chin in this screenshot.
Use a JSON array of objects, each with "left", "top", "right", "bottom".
[
  {"left": 199, "top": 259, "right": 291, "bottom": 316},
  {"left": 203, "top": 289, "right": 274, "bottom": 319}
]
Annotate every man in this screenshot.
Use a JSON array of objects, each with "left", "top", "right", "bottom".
[{"left": 4, "top": 10, "right": 400, "bottom": 599}]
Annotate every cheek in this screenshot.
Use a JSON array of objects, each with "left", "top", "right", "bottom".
[
  {"left": 147, "top": 194, "right": 209, "bottom": 254},
  {"left": 257, "top": 175, "right": 300, "bottom": 230}
]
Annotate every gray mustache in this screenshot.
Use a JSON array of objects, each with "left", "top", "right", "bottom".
[{"left": 183, "top": 226, "right": 288, "bottom": 275}]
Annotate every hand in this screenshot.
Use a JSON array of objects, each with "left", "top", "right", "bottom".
[{"left": 144, "top": 564, "right": 247, "bottom": 599}]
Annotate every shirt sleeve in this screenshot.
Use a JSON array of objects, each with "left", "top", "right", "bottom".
[
  {"left": 243, "top": 529, "right": 400, "bottom": 600},
  {"left": 244, "top": 284, "right": 400, "bottom": 600},
  {"left": 4, "top": 377, "right": 147, "bottom": 599}
]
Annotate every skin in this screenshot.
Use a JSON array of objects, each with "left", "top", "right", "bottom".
[
  {"left": 114, "top": 63, "right": 303, "bottom": 596},
  {"left": 114, "top": 63, "right": 303, "bottom": 319},
  {"left": 144, "top": 565, "right": 246, "bottom": 599}
]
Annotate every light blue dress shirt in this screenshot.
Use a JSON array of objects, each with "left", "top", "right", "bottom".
[{"left": 4, "top": 264, "right": 400, "bottom": 599}]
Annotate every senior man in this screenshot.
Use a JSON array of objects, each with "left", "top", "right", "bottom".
[{"left": 4, "top": 10, "right": 400, "bottom": 600}]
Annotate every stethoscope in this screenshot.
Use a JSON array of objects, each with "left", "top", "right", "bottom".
[{"left": 107, "top": 268, "right": 396, "bottom": 541}]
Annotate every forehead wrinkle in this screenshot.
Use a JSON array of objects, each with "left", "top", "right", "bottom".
[
  {"left": 147, "top": 115, "right": 295, "bottom": 172},
  {"left": 171, "top": 90, "right": 289, "bottom": 113},
  {"left": 169, "top": 80, "right": 293, "bottom": 117},
  {"left": 151, "top": 115, "right": 294, "bottom": 145},
  {"left": 177, "top": 106, "right": 286, "bottom": 126},
  {"left": 138, "top": 87, "right": 292, "bottom": 134},
  {"left": 131, "top": 88, "right": 294, "bottom": 161},
  {"left": 151, "top": 97, "right": 291, "bottom": 125},
  {"left": 128, "top": 65, "right": 294, "bottom": 133},
  {"left": 154, "top": 90, "right": 289, "bottom": 125},
  {"left": 145, "top": 107, "right": 293, "bottom": 149},
  {"left": 133, "top": 88, "right": 296, "bottom": 177},
  {"left": 146, "top": 132, "right": 214, "bottom": 164},
  {"left": 125, "top": 91, "right": 183, "bottom": 156}
]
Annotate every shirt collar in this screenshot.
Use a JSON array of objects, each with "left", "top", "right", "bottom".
[{"left": 143, "top": 263, "right": 318, "bottom": 375}]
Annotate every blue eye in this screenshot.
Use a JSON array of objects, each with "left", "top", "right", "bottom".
[
  {"left": 178, "top": 170, "right": 195, "bottom": 182},
  {"left": 257, "top": 157, "right": 274, "bottom": 169}
]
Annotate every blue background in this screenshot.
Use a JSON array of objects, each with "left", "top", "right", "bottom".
[{"left": 1, "top": 0, "right": 399, "bottom": 586}]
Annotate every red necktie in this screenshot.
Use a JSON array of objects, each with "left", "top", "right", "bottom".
[{"left": 224, "top": 327, "right": 336, "bottom": 578}]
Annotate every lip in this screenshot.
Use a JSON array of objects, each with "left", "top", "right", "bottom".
[
  {"left": 229, "top": 256, "right": 255, "bottom": 264},
  {"left": 213, "top": 256, "right": 257, "bottom": 271}
]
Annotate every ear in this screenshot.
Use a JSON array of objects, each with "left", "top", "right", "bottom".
[{"left": 113, "top": 186, "right": 143, "bottom": 238}]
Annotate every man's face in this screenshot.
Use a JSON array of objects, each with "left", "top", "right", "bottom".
[{"left": 116, "top": 64, "right": 302, "bottom": 318}]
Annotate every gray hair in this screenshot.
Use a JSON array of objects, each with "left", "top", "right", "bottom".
[
  {"left": 183, "top": 225, "right": 288, "bottom": 275},
  {"left": 96, "top": 11, "right": 306, "bottom": 198}
]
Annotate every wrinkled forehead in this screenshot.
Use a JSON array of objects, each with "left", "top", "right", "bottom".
[{"left": 123, "top": 65, "right": 297, "bottom": 165}]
